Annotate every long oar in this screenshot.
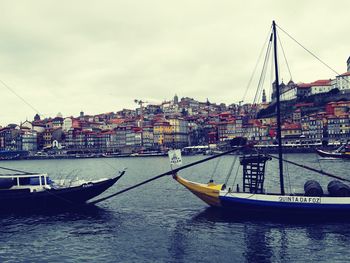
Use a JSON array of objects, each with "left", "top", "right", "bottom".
[
  {"left": 88, "top": 147, "right": 241, "bottom": 205},
  {"left": 267, "top": 154, "right": 350, "bottom": 183}
]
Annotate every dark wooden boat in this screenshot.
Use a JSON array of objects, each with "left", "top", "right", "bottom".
[
  {"left": 316, "top": 145, "right": 350, "bottom": 159},
  {"left": 0, "top": 170, "right": 125, "bottom": 212}
]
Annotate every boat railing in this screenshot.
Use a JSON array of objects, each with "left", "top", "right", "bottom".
[{"left": 0, "top": 173, "right": 51, "bottom": 190}]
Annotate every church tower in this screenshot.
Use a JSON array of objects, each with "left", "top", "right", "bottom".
[
  {"left": 262, "top": 89, "right": 267, "bottom": 103},
  {"left": 34, "top": 113, "right": 41, "bottom": 122},
  {"left": 174, "top": 94, "right": 179, "bottom": 104}
]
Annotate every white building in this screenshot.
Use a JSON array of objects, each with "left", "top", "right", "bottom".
[
  {"left": 63, "top": 117, "right": 73, "bottom": 132},
  {"left": 21, "top": 130, "right": 37, "bottom": 151},
  {"left": 309, "top": 79, "right": 332, "bottom": 95},
  {"left": 21, "top": 120, "right": 33, "bottom": 130},
  {"left": 281, "top": 86, "right": 297, "bottom": 101},
  {"left": 277, "top": 80, "right": 298, "bottom": 101},
  {"left": 335, "top": 72, "right": 350, "bottom": 92}
]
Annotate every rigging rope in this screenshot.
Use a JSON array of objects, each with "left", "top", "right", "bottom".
[
  {"left": 230, "top": 159, "right": 241, "bottom": 191},
  {"left": 269, "top": 44, "right": 274, "bottom": 100},
  {"left": 277, "top": 32, "right": 293, "bottom": 81},
  {"left": 89, "top": 147, "right": 242, "bottom": 204},
  {"left": 209, "top": 157, "right": 221, "bottom": 182},
  {"left": 253, "top": 33, "right": 273, "bottom": 104},
  {"left": 242, "top": 27, "right": 273, "bottom": 102},
  {"left": 0, "top": 79, "right": 41, "bottom": 115},
  {"left": 284, "top": 154, "right": 292, "bottom": 194},
  {"left": 223, "top": 154, "right": 238, "bottom": 186},
  {"left": 221, "top": 28, "right": 274, "bottom": 187},
  {"left": 0, "top": 166, "right": 37, "bottom": 175},
  {"left": 276, "top": 24, "right": 349, "bottom": 83},
  {"left": 316, "top": 153, "right": 324, "bottom": 171},
  {"left": 266, "top": 153, "right": 350, "bottom": 183}
]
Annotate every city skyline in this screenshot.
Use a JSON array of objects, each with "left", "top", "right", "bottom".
[{"left": 0, "top": 0, "right": 349, "bottom": 126}]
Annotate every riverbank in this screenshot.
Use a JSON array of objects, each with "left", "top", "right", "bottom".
[{"left": 0, "top": 145, "right": 335, "bottom": 161}]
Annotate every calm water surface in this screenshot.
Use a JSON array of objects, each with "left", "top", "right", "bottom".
[{"left": 1, "top": 154, "right": 350, "bottom": 262}]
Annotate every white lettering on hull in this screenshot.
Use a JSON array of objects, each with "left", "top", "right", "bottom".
[{"left": 278, "top": 196, "right": 321, "bottom": 203}]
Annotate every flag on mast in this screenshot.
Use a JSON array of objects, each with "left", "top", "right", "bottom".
[{"left": 168, "top": 149, "right": 182, "bottom": 166}]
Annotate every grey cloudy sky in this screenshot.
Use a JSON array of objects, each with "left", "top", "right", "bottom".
[{"left": 0, "top": 0, "right": 349, "bottom": 125}]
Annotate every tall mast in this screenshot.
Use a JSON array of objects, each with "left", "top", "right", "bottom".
[{"left": 272, "top": 20, "right": 285, "bottom": 195}]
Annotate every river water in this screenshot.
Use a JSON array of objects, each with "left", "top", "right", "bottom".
[{"left": 0, "top": 154, "right": 350, "bottom": 262}]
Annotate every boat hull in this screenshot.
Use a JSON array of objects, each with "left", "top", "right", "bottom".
[
  {"left": 316, "top": 149, "right": 350, "bottom": 159},
  {"left": 0, "top": 176, "right": 121, "bottom": 212},
  {"left": 173, "top": 174, "right": 223, "bottom": 207},
  {"left": 219, "top": 192, "right": 350, "bottom": 217},
  {"left": 174, "top": 175, "right": 350, "bottom": 217}
]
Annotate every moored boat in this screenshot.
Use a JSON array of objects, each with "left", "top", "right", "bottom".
[
  {"left": 102, "top": 153, "right": 131, "bottom": 158},
  {"left": 174, "top": 165, "right": 350, "bottom": 217},
  {"left": 316, "top": 144, "right": 350, "bottom": 159},
  {"left": 173, "top": 21, "right": 350, "bottom": 219},
  {"left": 130, "top": 151, "right": 167, "bottom": 157},
  {"left": 0, "top": 167, "right": 125, "bottom": 212}
]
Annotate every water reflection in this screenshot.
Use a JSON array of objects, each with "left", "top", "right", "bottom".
[
  {"left": 243, "top": 224, "right": 273, "bottom": 263},
  {"left": 193, "top": 208, "right": 277, "bottom": 262},
  {"left": 169, "top": 207, "right": 350, "bottom": 263},
  {"left": 0, "top": 204, "right": 118, "bottom": 232},
  {"left": 168, "top": 224, "right": 187, "bottom": 263}
]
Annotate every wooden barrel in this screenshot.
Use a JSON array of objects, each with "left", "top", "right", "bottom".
[
  {"left": 304, "top": 180, "right": 323, "bottom": 196},
  {"left": 327, "top": 180, "right": 350, "bottom": 197}
]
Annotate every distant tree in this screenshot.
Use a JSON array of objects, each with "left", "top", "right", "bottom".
[
  {"left": 328, "top": 88, "right": 339, "bottom": 95},
  {"left": 154, "top": 108, "right": 163, "bottom": 114}
]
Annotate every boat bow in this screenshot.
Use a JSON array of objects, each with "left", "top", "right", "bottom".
[{"left": 173, "top": 174, "right": 223, "bottom": 207}]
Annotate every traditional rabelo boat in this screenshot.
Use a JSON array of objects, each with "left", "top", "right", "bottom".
[
  {"left": 173, "top": 21, "right": 350, "bottom": 217},
  {"left": 0, "top": 166, "right": 125, "bottom": 212},
  {"left": 316, "top": 143, "right": 350, "bottom": 159}
]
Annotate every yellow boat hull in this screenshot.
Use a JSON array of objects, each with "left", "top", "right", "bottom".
[{"left": 173, "top": 174, "right": 223, "bottom": 207}]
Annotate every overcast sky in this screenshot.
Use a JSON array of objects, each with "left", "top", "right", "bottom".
[{"left": 0, "top": 0, "right": 349, "bottom": 125}]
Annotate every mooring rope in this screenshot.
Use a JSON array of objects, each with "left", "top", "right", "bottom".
[
  {"left": 223, "top": 155, "right": 238, "bottom": 187},
  {"left": 0, "top": 166, "right": 37, "bottom": 175},
  {"left": 209, "top": 157, "right": 221, "bottom": 182},
  {"left": 89, "top": 147, "right": 242, "bottom": 205},
  {"left": 266, "top": 153, "right": 350, "bottom": 183}
]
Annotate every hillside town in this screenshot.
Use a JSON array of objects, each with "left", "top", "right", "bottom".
[{"left": 1, "top": 57, "right": 350, "bottom": 157}]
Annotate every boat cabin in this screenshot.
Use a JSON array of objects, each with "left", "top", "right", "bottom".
[{"left": 0, "top": 174, "right": 52, "bottom": 192}]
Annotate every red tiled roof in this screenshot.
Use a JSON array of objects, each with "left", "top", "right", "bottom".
[
  {"left": 219, "top": 111, "right": 231, "bottom": 116},
  {"left": 282, "top": 123, "right": 301, "bottom": 130},
  {"left": 326, "top": 115, "right": 337, "bottom": 119},
  {"left": 338, "top": 113, "right": 349, "bottom": 118},
  {"left": 327, "top": 101, "right": 350, "bottom": 106},
  {"left": 310, "top": 79, "right": 332, "bottom": 86},
  {"left": 102, "top": 130, "right": 115, "bottom": 135},
  {"left": 297, "top": 83, "right": 312, "bottom": 88},
  {"left": 339, "top": 71, "right": 350, "bottom": 77},
  {"left": 295, "top": 102, "right": 314, "bottom": 107},
  {"left": 154, "top": 121, "right": 170, "bottom": 126},
  {"left": 109, "top": 118, "right": 125, "bottom": 124},
  {"left": 133, "top": 127, "right": 142, "bottom": 132}
]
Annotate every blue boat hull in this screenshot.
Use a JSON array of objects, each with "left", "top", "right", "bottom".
[{"left": 219, "top": 195, "right": 350, "bottom": 217}]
